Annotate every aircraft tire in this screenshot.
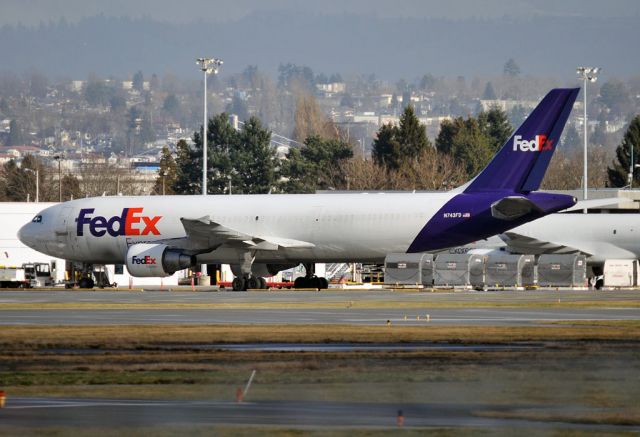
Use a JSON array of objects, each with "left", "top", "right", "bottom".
[
  {"left": 318, "top": 277, "right": 329, "bottom": 289},
  {"left": 79, "top": 278, "right": 94, "bottom": 289},
  {"left": 258, "top": 277, "right": 267, "bottom": 289},
  {"left": 246, "top": 276, "right": 260, "bottom": 290},
  {"left": 232, "top": 277, "right": 246, "bottom": 291},
  {"left": 294, "top": 277, "right": 307, "bottom": 289}
]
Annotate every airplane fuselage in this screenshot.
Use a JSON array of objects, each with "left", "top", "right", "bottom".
[{"left": 20, "top": 193, "right": 448, "bottom": 265}]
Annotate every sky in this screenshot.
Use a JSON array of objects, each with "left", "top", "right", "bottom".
[
  {"left": 2, "top": 0, "right": 639, "bottom": 26},
  {"left": 1, "top": 0, "right": 638, "bottom": 79}
]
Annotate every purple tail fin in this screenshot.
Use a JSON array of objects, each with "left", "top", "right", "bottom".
[{"left": 464, "top": 88, "right": 579, "bottom": 193}]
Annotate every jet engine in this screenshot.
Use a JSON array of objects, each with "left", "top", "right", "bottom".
[{"left": 126, "top": 243, "right": 195, "bottom": 277}]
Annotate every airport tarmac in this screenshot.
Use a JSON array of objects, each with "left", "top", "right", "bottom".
[
  {"left": 0, "top": 397, "right": 635, "bottom": 432},
  {"left": 0, "top": 289, "right": 638, "bottom": 326}
]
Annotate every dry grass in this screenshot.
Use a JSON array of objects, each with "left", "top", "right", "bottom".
[
  {"left": 1, "top": 322, "right": 640, "bottom": 348},
  {"left": 475, "top": 409, "right": 640, "bottom": 427},
  {"left": 1, "top": 299, "right": 640, "bottom": 310}
]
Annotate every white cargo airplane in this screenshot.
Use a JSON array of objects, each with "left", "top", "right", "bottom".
[
  {"left": 19, "top": 89, "right": 579, "bottom": 290},
  {"left": 500, "top": 210, "right": 640, "bottom": 264}
]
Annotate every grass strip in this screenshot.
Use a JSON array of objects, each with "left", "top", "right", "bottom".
[
  {"left": 1, "top": 299, "right": 640, "bottom": 310},
  {"left": 1, "top": 321, "right": 640, "bottom": 346}
]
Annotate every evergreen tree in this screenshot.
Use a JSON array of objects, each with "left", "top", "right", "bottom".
[
  {"left": 173, "top": 139, "right": 201, "bottom": 194},
  {"left": 607, "top": 115, "right": 640, "bottom": 187},
  {"left": 162, "top": 94, "right": 180, "bottom": 118},
  {"left": 207, "top": 112, "right": 237, "bottom": 194},
  {"left": 419, "top": 74, "right": 436, "bottom": 91},
  {"left": 233, "top": 116, "right": 277, "bottom": 194},
  {"left": 8, "top": 119, "right": 25, "bottom": 146},
  {"left": 173, "top": 113, "right": 278, "bottom": 195},
  {"left": 451, "top": 118, "right": 493, "bottom": 176},
  {"left": 435, "top": 116, "right": 495, "bottom": 177},
  {"left": 372, "top": 105, "right": 431, "bottom": 170},
  {"left": 478, "top": 106, "right": 513, "bottom": 152},
  {"left": 132, "top": 70, "right": 144, "bottom": 92},
  {"left": 283, "top": 135, "right": 353, "bottom": 193},
  {"left": 372, "top": 123, "right": 402, "bottom": 169},
  {"left": 398, "top": 105, "right": 431, "bottom": 156},
  {"left": 153, "top": 146, "right": 178, "bottom": 195},
  {"left": 482, "top": 82, "right": 497, "bottom": 100},
  {"left": 503, "top": 58, "right": 521, "bottom": 77},
  {"left": 435, "top": 118, "right": 460, "bottom": 155}
]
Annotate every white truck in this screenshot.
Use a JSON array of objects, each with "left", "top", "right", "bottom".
[{"left": 0, "top": 262, "right": 53, "bottom": 288}]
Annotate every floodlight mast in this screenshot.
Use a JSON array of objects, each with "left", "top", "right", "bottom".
[
  {"left": 196, "top": 57, "right": 223, "bottom": 196},
  {"left": 576, "top": 66, "right": 600, "bottom": 208}
]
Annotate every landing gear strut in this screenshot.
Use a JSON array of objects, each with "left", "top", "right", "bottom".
[
  {"left": 294, "top": 263, "right": 329, "bottom": 289},
  {"left": 230, "top": 252, "right": 268, "bottom": 291},
  {"left": 75, "top": 263, "right": 95, "bottom": 289}
]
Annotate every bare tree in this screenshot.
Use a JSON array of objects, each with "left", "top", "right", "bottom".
[
  {"left": 541, "top": 147, "right": 610, "bottom": 190},
  {"left": 338, "top": 148, "right": 466, "bottom": 191}
]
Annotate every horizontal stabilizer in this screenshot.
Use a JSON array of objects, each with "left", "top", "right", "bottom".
[
  {"left": 500, "top": 231, "right": 584, "bottom": 256},
  {"left": 562, "top": 197, "right": 633, "bottom": 212}
]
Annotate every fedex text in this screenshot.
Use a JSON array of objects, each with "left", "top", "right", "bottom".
[
  {"left": 76, "top": 208, "right": 162, "bottom": 237},
  {"left": 513, "top": 134, "right": 553, "bottom": 152}
]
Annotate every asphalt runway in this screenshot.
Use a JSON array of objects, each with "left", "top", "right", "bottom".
[
  {"left": 0, "top": 397, "right": 635, "bottom": 432},
  {"left": 0, "top": 289, "right": 638, "bottom": 326}
]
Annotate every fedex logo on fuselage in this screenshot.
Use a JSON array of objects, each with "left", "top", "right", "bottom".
[
  {"left": 76, "top": 208, "right": 162, "bottom": 237},
  {"left": 513, "top": 134, "right": 553, "bottom": 152}
]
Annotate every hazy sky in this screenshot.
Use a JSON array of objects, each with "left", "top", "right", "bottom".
[{"left": 2, "top": 0, "right": 639, "bottom": 26}]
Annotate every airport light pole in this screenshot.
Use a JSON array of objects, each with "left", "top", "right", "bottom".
[
  {"left": 25, "top": 168, "right": 39, "bottom": 203},
  {"left": 161, "top": 170, "right": 167, "bottom": 196},
  {"left": 53, "top": 154, "right": 63, "bottom": 202},
  {"left": 576, "top": 66, "right": 600, "bottom": 205},
  {"left": 196, "top": 57, "right": 223, "bottom": 196}
]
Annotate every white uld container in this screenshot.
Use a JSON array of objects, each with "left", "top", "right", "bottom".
[{"left": 603, "top": 259, "right": 637, "bottom": 287}]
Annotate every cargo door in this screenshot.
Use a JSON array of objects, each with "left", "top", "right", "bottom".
[{"left": 49, "top": 206, "right": 75, "bottom": 255}]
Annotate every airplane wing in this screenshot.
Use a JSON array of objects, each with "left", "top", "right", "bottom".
[
  {"left": 499, "top": 231, "right": 588, "bottom": 256},
  {"left": 159, "top": 215, "right": 315, "bottom": 253}
]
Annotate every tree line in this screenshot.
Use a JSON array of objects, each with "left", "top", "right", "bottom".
[
  {"left": 3, "top": 108, "right": 639, "bottom": 202},
  {"left": 158, "top": 104, "right": 640, "bottom": 195}
]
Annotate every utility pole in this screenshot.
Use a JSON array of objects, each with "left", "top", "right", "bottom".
[{"left": 54, "top": 154, "right": 64, "bottom": 202}]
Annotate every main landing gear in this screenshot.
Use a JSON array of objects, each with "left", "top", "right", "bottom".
[
  {"left": 294, "top": 263, "right": 328, "bottom": 289},
  {"left": 232, "top": 275, "right": 267, "bottom": 291},
  {"left": 230, "top": 251, "right": 268, "bottom": 291}
]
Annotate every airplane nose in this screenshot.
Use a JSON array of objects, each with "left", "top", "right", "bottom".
[{"left": 18, "top": 223, "right": 35, "bottom": 248}]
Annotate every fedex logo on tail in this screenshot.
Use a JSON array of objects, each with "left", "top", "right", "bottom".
[
  {"left": 513, "top": 134, "right": 553, "bottom": 152},
  {"left": 76, "top": 208, "right": 162, "bottom": 237}
]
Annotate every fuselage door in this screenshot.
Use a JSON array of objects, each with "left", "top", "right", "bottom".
[{"left": 49, "top": 206, "right": 74, "bottom": 255}]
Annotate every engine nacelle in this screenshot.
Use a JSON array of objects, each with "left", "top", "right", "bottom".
[{"left": 126, "top": 243, "right": 195, "bottom": 277}]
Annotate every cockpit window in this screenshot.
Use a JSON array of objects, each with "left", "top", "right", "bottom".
[{"left": 32, "top": 215, "right": 43, "bottom": 223}]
